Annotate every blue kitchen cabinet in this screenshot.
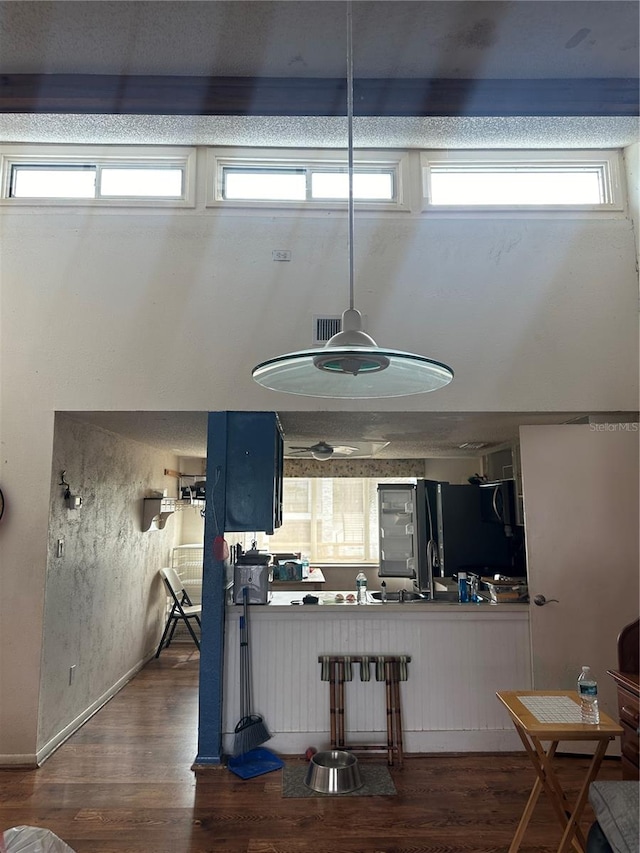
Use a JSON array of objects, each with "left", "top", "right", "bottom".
[{"left": 208, "top": 411, "right": 283, "bottom": 534}]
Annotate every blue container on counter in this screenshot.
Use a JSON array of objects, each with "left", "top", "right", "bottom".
[{"left": 458, "top": 572, "right": 469, "bottom": 603}]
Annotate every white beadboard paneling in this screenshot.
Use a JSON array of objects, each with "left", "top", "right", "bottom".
[{"left": 223, "top": 605, "right": 531, "bottom": 753}]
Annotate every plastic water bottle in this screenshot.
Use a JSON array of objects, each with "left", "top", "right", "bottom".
[
  {"left": 301, "top": 553, "right": 310, "bottom": 579},
  {"left": 577, "top": 666, "right": 600, "bottom": 724},
  {"left": 458, "top": 571, "right": 469, "bottom": 603},
  {"left": 356, "top": 572, "right": 368, "bottom": 604},
  {"left": 469, "top": 574, "right": 480, "bottom": 603}
]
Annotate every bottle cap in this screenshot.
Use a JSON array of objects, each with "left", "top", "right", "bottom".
[{"left": 458, "top": 572, "right": 467, "bottom": 579}]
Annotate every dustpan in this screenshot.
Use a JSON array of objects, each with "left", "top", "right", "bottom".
[{"left": 227, "top": 747, "right": 284, "bottom": 780}]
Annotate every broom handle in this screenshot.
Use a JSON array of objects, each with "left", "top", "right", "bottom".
[
  {"left": 243, "top": 586, "right": 253, "bottom": 712},
  {"left": 240, "top": 588, "right": 249, "bottom": 718},
  {"left": 244, "top": 613, "right": 250, "bottom": 715},
  {"left": 239, "top": 618, "right": 244, "bottom": 718}
]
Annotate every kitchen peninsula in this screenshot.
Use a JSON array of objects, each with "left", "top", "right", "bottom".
[{"left": 222, "top": 592, "right": 531, "bottom": 756}]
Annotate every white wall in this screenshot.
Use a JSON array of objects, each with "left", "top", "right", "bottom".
[
  {"left": 0, "top": 413, "right": 56, "bottom": 764},
  {"left": 423, "top": 457, "right": 480, "bottom": 485},
  {"left": 0, "top": 195, "right": 638, "bottom": 762},
  {"left": 1, "top": 210, "right": 637, "bottom": 415}
]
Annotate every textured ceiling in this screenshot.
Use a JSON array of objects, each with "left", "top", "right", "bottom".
[
  {"left": 2, "top": 1, "right": 638, "bottom": 79},
  {"left": 66, "top": 410, "right": 608, "bottom": 460},
  {"left": 1, "top": 1, "right": 638, "bottom": 148},
  {"left": 2, "top": 114, "right": 638, "bottom": 149}
]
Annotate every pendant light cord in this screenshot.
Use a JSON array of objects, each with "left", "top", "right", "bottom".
[{"left": 346, "top": 0, "right": 355, "bottom": 312}]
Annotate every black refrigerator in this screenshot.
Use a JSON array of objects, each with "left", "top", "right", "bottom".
[
  {"left": 377, "top": 480, "right": 522, "bottom": 597},
  {"left": 417, "top": 479, "right": 519, "bottom": 593}
]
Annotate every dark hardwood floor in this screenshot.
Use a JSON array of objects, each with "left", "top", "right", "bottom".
[{"left": 0, "top": 647, "right": 622, "bottom": 853}]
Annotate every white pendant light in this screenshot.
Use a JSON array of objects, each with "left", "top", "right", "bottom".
[{"left": 251, "top": 2, "right": 453, "bottom": 399}]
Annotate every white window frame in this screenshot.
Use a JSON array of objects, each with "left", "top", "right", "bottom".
[
  {"left": 267, "top": 477, "right": 381, "bottom": 566},
  {"left": 0, "top": 145, "right": 197, "bottom": 207},
  {"left": 264, "top": 476, "right": 418, "bottom": 567},
  {"left": 206, "top": 147, "right": 410, "bottom": 212},
  {"left": 420, "top": 149, "right": 625, "bottom": 214}
]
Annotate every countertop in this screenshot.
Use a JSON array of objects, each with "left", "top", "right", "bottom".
[{"left": 228, "top": 589, "right": 529, "bottom": 611}]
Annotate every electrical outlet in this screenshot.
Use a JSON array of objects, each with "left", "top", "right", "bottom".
[
  {"left": 56, "top": 538, "right": 65, "bottom": 558},
  {"left": 272, "top": 249, "right": 291, "bottom": 261},
  {"left": 69, "top": 665, "right": 76, "bottom": 685}
]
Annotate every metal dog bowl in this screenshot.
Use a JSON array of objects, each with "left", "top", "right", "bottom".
[{"left": 304, "top": 750, "right": 363, "bottom": 794}]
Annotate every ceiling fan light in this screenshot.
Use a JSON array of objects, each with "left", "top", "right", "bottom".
[{"left": 311, "top": 446, "right": 333, "bottom": 460}]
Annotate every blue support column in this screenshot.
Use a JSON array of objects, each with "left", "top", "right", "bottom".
[
  {"left": 194, "top": 412, "right": 228, "bottom": 765},
  {"left": 194, "top": 410, "right": 281, "bottom": 765}
]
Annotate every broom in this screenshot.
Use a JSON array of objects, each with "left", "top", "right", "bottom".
[{"left": 233, "top": 586, "right": 271, "bottom": 755}]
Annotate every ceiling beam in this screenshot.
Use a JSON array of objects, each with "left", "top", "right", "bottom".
[{"left": 0, "top": 74, "right": 637, "bottom": 117}]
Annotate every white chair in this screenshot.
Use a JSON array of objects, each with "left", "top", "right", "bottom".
[{"left": 155, "top": 566, "right": 202, "bottom": 657}]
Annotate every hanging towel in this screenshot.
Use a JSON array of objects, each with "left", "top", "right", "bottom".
[
  {"left": 342, "top": 656, "right": 353, "bottom": 682},
  {"left": 320, "top": 655, "right": 331, "bottom": 681},
  {"left": 359, "top": 655, "right": 371, "bottom": 681},
  {"left": 375, "top": 656, "right": 386, "bottom": 681},
  {"left": 398, "top": 655, "right": 409, "bottom": 681}
]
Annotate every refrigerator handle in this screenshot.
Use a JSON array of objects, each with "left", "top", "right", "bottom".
[
  {"left": 427, "top": 538, "right": 440, "bottom": 577},
  {"left": 492, "top": 486, "right": 502, "bottom": 522}
]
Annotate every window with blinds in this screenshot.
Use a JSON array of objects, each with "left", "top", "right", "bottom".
[{"left": 267, "top": 477, "right": 415, "bottom": 565}]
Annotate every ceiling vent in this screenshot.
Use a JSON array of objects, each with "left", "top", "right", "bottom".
[
  {"left": 313, "top": 315, "right": 342, "bottom": 345},
  {"left": 458, "top": 442, "right": 487, "bottom": 450}
]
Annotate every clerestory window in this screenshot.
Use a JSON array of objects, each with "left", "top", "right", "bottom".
[
  {"left": 208, "top": 148, "right": 406, "bottom": 209},
  {"left": 1, "top": 146, "right": 196, "bottom": 206},
  {"left": 420, "top": 150, "right": 623, "bottom": 211}
]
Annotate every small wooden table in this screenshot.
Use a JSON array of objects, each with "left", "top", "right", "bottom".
[{"left": 496, "top": 690, "right": 623, "bottom": 853}]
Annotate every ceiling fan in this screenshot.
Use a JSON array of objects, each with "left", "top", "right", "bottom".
[{"left": 287, "top": 440, "right": 360, "bottom": 461}]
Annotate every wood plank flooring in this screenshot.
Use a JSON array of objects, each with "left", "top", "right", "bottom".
[{"left": 0, "top": 647, "right": 623, "bottom": 853}]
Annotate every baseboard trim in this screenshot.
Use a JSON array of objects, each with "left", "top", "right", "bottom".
[
  {"left": 34, "top": 649, "right": 156, "bottom": 766},
  {"left": 0, "top": 753, "right": 39, "bottom": 767},
  {"left": 221, "top": 728, "right": 524, "bottom": 756},
  {"left": 192, "top": 757, "right": 225, "bottom": 768}
]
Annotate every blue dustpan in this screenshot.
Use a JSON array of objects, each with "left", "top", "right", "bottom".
[{"left": 227, "top": 747, "right": 284, "bottom": 780}]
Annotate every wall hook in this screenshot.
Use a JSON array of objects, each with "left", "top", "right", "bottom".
[
  {"left": 59, "top": 470, "right": 71, "bottom": 499},
  {"left": 59, "top": 470, "right": 82, "bottom": 509}
]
